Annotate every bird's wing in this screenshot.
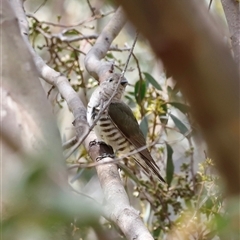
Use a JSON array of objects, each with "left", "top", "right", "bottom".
[{"left": 108, "top": 102, "right": 165, "bottom": 182}]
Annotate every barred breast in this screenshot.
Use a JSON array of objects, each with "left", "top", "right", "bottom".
[{"left": 95, "top": 113, "right": 133, "bottom": 154}]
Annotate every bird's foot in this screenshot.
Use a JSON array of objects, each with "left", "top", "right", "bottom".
[
  {"left": 96, "top": 153, "right": 115, "bottom": 162},
  {"left": 89, "top": 139, "right": 98, "bottom": 147},
  {"left": 89, "top": 140, "right": 115, "bottom": 162}
]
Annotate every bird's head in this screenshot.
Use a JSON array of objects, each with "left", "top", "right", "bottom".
[{"left": 100, "top": 73, "right": 128, "bottom": 102}]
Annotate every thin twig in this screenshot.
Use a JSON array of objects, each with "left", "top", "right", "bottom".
[
  {"left": 150, "top": 105, "right": 158, "bottom": 149},
  {"left": 66, "top": 43, "right": 86, "bottom": 55},
  {"left": 62, "top": 136, "right": 78, "bottom": 150},
  {"left": 188, "top": 137, "right": 196, "bottom": 192},
  {"left": 69, "top": 185, "right": 100, "bottom": 205},
  {"left": 132, "top": 52, "right": 143, "bottom": 81},
  {"left": 26, "top": 11, "right": 114, "bottom": 28},
  {"left": 33, "top": 0, "right": 48, "bottom": 13},
  {"left": 109, "top": 46, "right": 131, "bottom": 52},
  {"left": 35, "top": 26, "right": 98, "bottom": 43},
  {"left": 208, "top": 0, "right": 213, "bottom": 10},
  {"left": 53, "top": 33, "right": 98, "bottom": 43},
  {"left": 121, "top": 31, "right": 139, "bottom": 77},
  {"left": 86, "top": 0, "right": 96, "bottom": 16},
  {"left": 187, "top": 183, "right": 215, "bottom": 228},
  {"left": 68, "top": 185, "right": 109, "bottom": 220},
  {"left": 67, "top": 136, "right": 161, "bottom": 169}
]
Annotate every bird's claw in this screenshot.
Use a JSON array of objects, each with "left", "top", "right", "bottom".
[
  {"left": 89, "top": 140, "right": 115, "bottom": 162},
  {"left": 96, "top": 153, "right": 115, "bottom": 162},
  {"left": 89, "top": 139, "right": 98, "bottom": 147}
]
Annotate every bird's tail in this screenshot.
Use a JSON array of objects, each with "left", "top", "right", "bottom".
[{"left": 134, "top": 153, "right": 166, "bottom": 183}]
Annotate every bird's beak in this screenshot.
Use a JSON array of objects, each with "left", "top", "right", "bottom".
[{"left": 120, "top": 78, "right": 128, "bottom": 86}]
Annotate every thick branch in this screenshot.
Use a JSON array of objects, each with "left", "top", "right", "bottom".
[
  {"left": 117, "top": 0, "right": 240, "bottom": 196},
  {"left": 88, "top": 141, "right": 154, "bottom": 240},
  {"left": 221, "top": 0, "right": 240, "bottom": 66},
  {"left": 84, "top": 7, "right": 127, "bottom": 82}
]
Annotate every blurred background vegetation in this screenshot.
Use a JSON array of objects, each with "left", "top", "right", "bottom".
[{"left": 2, "top": 0, "right": 238, "bottom": 239}]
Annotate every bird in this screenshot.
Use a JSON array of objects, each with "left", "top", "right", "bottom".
[{"left": 87, "top": 73, "right": 165, "bottom": 182}]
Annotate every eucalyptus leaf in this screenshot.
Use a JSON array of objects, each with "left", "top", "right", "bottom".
[
  {"left": 139, "top": 115, "right": 149, "bottom": 139},
  {"left": 153, "top": 227, "right": 161, "bottom": 238},
  {"left": 168, "top": 102, "right": 190, "bottom": 114},
  {"left": 170, "top": 113, "right": 188, "bottom": 135},
  {"left": 106, "top": 52, "right": 114, "bottom": 59},
  {"left": 166, "top": 143, "right": 174, "bottom": 186},
  {"left": 143, "top": 72, "right": 162, "bottom": 90},
  {"left": 159, "top": 103, "right": 168, "bottom": 125},
  {"left": 134, "top": 80, "right": 146, "bottom": 104},
  {"left": 64, "top": 29, "right": 79, "bottom": 36}
]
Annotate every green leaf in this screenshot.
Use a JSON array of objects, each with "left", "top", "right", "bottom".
[
  {"left": 143, "top": 72, "right": 162, "bottom": 90},
  {"left": 125, "top": 95, "right": 134, "bottom": 102},
  {"left": 134, "top": 80, "right": 146, "bottom": 104},
  {"left": 204, "top": 198, "right": 214, "bottom": 219},
  {"left": 106, "top": 52, "right": 114, "bottom": 59},
  {"left": 168, "top": 102, "right": 190, "bottom": 114},
  {"left": 126, "top": 91, "right": 135, "bottom": 96},
  {"left": 118, "top": 163, "right": 142, "bottom": 185},
  {"left": 159, "top": 103, "right": 168, "bottom": 125},
  {"left": 153, "top": 226, "right": 161, "bottom": 238},
  {"left": 169, "top": 113, "right": 188, "bottom": 135},
  {"left": 166, "top": 143, "right": 174, "bottom": 186},
  {"left": 139, "top": 115, "right": 149, "bottom": 139},
  {"left": 57, "top": 15, "right": 62, "bottom": 23},
  {"left": 64, "top": 29, "right": 79, "bottom": 36}
]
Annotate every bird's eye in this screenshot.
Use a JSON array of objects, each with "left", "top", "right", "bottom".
[{"left": 108, "top": 78, "right": 113, "bottom": 82}]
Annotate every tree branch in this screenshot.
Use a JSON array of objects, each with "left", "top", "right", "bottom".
[
  {"left": 88, "top": 141, "right": 154, "bottom": 240},
  {"left": 84, "top": 7, "right": 127, "bottom": 82},
  {"left": 221, "top": 0, "right": 240, "bottom": 66}
]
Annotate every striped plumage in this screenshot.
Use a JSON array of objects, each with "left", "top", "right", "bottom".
[
  {"left": 87, "top": 73, "right": 165, "bottom": 182},
  {"left": 90, "top": 106, "right": 131, "bottom": 153}
]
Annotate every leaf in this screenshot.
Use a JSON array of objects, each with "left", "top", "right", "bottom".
[
  {"left": 169, "top": 113, "right": 188, "bottom": 135},
  {"left": 168, "top": 102, "right": 190, "bottom": 114},
  {"left": 204, "top": 198, "right": 214, "bottom": 219},
  {"left": 143, "top": 72, "right": 162, "bottom": 90},
  {"left": 64, "top": 29, "right": 79, "bottom": 36},
  {"left": 134, "top": 80, "right": 146, "bottom": 104},
  {"left": 159, "top": 103, "right": 168, "bottom": 125},
  {"left": 166, "top": 143, "right": 174, "bottom": 186},
  {"left": 153, "top": 227, "right": 161, "bottom": 238},
  {"left": 139, "top": 115, "right": 149, "bottom": 139},
  {"left": 106, "top": 52, "right": 114, "bottom": 59},
  {"left": 118, "top": 163, "right": 142, "bottom": 185},
  {"left": 125, "top": 95, "right": 134, "bottom": 102},
  {"left": 57, "top": 15, "right": 62, "bottom": 23}
]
